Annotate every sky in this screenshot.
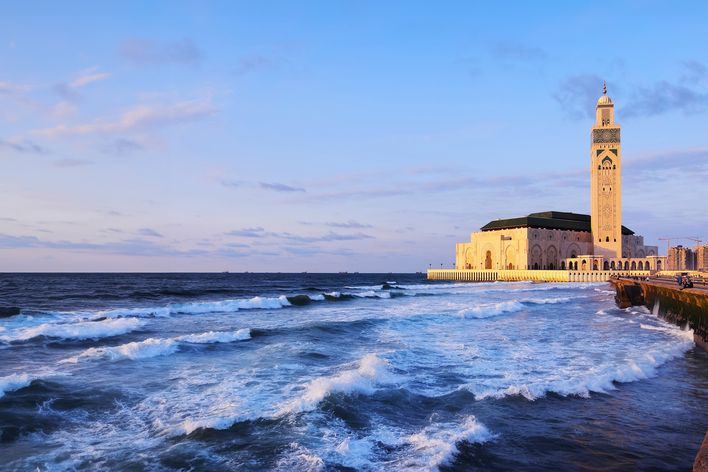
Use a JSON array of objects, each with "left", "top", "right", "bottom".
[{"left": 1, "top": 1, "right": 707, "bottom": 272}]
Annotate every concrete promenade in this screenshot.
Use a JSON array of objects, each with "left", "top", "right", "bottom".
[{"left": 427, "top": 269, "right": 650, "bottom": 282}]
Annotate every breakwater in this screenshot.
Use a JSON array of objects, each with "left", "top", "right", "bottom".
[{"left": 610, "top": 277, "right": 708, "bottom": 351}]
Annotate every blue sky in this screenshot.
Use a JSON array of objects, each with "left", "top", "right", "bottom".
[{"left": 1, "top": 1, "right": 707, "bottom": 271}]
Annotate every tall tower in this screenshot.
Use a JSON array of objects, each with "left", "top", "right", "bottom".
[{"left": 590, "top": 82, "right": 622, "bottom": 259}]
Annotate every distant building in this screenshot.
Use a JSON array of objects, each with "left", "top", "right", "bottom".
[
  {"left": 454, "top": 84, "right": 662, "bottom": 272},
  {"left": 667, "top": 245, "right": 695, "bottom": 271},
  {"left": 697, "top": 245, "right": 708, "bottom": 272}
]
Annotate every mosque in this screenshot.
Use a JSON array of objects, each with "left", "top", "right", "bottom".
[{"left": 454, "top": 84, "right": 664, "bottom": 274}]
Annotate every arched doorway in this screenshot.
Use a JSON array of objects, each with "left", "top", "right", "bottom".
[
  {"left": 484, "top": 251, "right": 492, "bottom": 269},
  {"left": 507, "top": 262, "right": 513, "bottom": 269},
  {"left": 657, "top": 260, "right": 662, "bottom": 271},
  {"left": 561, "top": 261, "right": 566, "bottom": 270},
  {"left": 631, "top": 261, "right": 636, "bottom": 270},
  {"left": 624, "top": 261, "right": 629, "bottom": 270},
  {"left": 593, "top": 260, "right": 598, "bottom": 271},
  {"left": 638, "top": 261, "right": 644, "bottom": 270},
  {"left": 603, "top": 261, "right": 609, "bottom": 270},
  {"left": 610, "top": 261, "right": 616, "bottom": 270},
  {"left": 533, "top": 262, "right": 539, "bottom": 270},
  {"left": 581, "top": 260, "right": 587, "bottom": 271}
]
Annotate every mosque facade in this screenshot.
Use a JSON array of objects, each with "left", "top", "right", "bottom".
[{"left": 454, "top": 85, "right": 664, "bottom": 273}]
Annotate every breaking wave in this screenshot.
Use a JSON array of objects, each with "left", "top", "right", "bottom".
[
  {"left": 471, "top": 336, "right": 694, "bottom": 401},
  {"left": 458, "top": 301, "right": 524, "bottom": 319},
  {"left": 0, "top": 373, "right": 38, "bottom": 399},
  {"left": 62, "top": 329, "right": 251, "bottom": 364},
  {"left": 278, "top": 354, "right": 400, "bottom": 415},
  {"left": 404, "top": 416, "right": 495, "bottom": 469},
  {"left": 0, "top": 317, "right": 144, "bottom": 343}
]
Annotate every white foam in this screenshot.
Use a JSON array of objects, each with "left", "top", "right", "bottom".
[
  {"left": 278, "top": 354, "right": 399, "bottom": 415},
  {"left": 62, "top": 329, "right": 252, "bottom": 364},
  {"left": 520, "top": 296, "right": 574, "bottom": 305},
  {"left": 308, "top": 294, "right": 325, "bottom": 301},
  {"left": 458, "top": 300, "right": 524, "bottom": 319},
  {"left": 0, "top": 317, "right": 144, "bottom": 342},
  {"left": 471, "top": 336, "right": 694, "bottom": 401},
  {"left": 0, "top": 373, "right": 36, "bottom": 398},
  {"left": 404, "top": 416, "right": 494, "bottom": 469},
  {"left": 350, "top": 291, "right": 390, "bottom": 299},
  {"left": 640, "top": 323, "right": 694, "bottom": 340}
]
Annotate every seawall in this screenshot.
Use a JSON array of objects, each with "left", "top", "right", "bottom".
[
  {"left": 610, "top": 278, "right": 708, "bottom": 351},
  {"left": 427, "top": 269, "right": 650, "bottom": 282}
]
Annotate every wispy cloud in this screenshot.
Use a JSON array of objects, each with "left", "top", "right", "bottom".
[
  {"left": 53, "top": 158, "right": 93, "bottom": 167},
  {"left": 225, "top": 227, "right": 266, "bottom": 238},
  {"left": 234, "top": 55, "right": 272, "bottom": 76},
  {"left": 0, "top": 138, "right": 47, "bottom": 154},
  {"left": 325, "top": 220, "right": 372, "bottom": 229},
  {"left": 102, "top": 138, "right": 144, "bottom": 155},
  {"left": 553, "top": 74, "right": 604, "bottom": 120},
  {"left": 121, "top": 38, "right": 204, "bottom": 66},
  {"left": 490, "top": 41, "right": 547, "bottom": 63},
  {"left": 32, "top": 99, "right": 215, "bottom": 138},
  {"left": 54, "top": 66, "right": 110, "bottom": 100},
  {"left": 259, "top": 182, "right": 306, "bottom": 193},
  {"left": 0, "top": 81, "right": 30, "bottom": 96},
  {"left": 622, "top": 81, "right": 708, "bottom": 118},
  {"left": 137, "top": 227, "right": 163, "bottom": 238}
]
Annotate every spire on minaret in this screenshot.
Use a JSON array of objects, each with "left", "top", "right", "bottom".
[{"left": 603, "top": 81, "right": 607, "bottom": 95}]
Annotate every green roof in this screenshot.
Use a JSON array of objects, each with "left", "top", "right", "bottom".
[{"left": 480, "top": 211, "right": 634, "bottom": 235}]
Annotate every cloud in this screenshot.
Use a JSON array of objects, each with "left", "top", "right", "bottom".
[
  {"left": 53, "top": 158, "right": 93, "bottom": 167},
  {"left": 54, "top": 66, "right": 110, "bottom": 101},
  {"left": 490, "top": 41, "right": 547, "bottom": 62},
  {"left": 324, "top": 220, "right": 372, "bottom": 229},
  {"left": 121, "top": 38, "right": 204, "bottom": 66},
  {"left": 0, "top": 138, "right": 47, "bottom": 154},
  {"left": 234, "top": 55, "right": 272, "bottom": 76},
  {"left": 32, "top": 99, "right": 215, "bottom": 138},
  {"left": 102, "top": 138, "right": 144, "bottom": 155},
  {"left": 680, "top": 60, "right": 708, "bottom": 85},
  {"left": 220, "top": 179, "right": 244, "bottom": 188},
  {"left": 137, "top": 228, "right": 163, "bottom": 238},
  {"left": 0, "top": 81, "right": 30, "bottom": 95},
  {"left": 622, "top": 81, "right": 708, "bottom": 118},
  {"left": 553, "top": 74, "right": 604, "bottom": 120},
  {"left": 259, "top": 182, "right": 306, "bottom": 192},
  {"left": 225, "top": 227, "right": 266, "bottom": 238}
]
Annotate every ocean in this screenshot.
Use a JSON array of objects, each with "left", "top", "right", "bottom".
[{"left": 0, "top": 273, "right": 706, "bottom": 471}]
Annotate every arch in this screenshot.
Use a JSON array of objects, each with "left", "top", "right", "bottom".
[
  {"left": 505, "top": 245, "right": 516, "bottom": 270},
  {"left": 484, "top": 250, "right": 492, "bottom": 270},
  {"left": 581, "top": 260, "right": 587, "bottom": 271},
  {"left": 623, "top": 261, "right": 629, "bottom": 270},
  {"left": 601, "top": 156, "right": 613, "bottom": 167},
  {"left": 603, "top": 261, "right": 609, "bottom": 270},
  {"left": 605, "top": 236, "right": 609, "bottom": 242},
  {"left": 592, "top": 260, "right": 598, "bottom": 271},
  {"left": 573, "top": 261, "right": 578, "bottom": 270},
  {"left": 630, "top": 261, "right": 637, "bottom": 270},
  {"left": 561, "top": 261, "right": 566, "bottom": 270},
  {"left": 657, "top": 260, "right": 662, "bottom": 271},
  {"left": 637, "top": 250, "right": 645, "bottom": 258},
  {"left": 465, "top": 248, "right": 474, "bottom": 267},
  {"left": 638, "top": 261, "right": 644, "bottom": 270},
  {"left": 530, "top": 244, "right": 543, "bottom": 271},
  {"left": 610, "top": 261, "right": 616, "bottom": 270},
  {"left": 545, "top": 245, "right": 558, "bottom": 271}
]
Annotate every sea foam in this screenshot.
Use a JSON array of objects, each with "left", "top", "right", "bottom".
[
  {"left": 278, "top": 354, "right": 399, "bottom": 415},
  {"left": 0, "top": 373, "right": 37, "bottom": 398},
  {"left": 0, "top": 317, "right": 144, "bottom": 342},
  {"left": 62, "top": 329, "right": 251, "bottom": 363}
]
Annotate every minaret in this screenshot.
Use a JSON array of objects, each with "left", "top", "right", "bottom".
[{"left": 590, "top": 82, "right": 622, "bottom": 259}]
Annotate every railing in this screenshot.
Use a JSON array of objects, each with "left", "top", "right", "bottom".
[{"left": 427, "top": 269, "right": 651, "bottom": 282}]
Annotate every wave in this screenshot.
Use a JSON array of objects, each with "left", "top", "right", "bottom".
[
  {"left": 62, "top": 329, "right": 251, "bottom": 363},
  {"left": 458, "top": 301, "right": 524, "bottom": 319},
  {"left": 0, "top": 317, "right": 144, "bottom": 343},
  {"left": 470, "top": 336, "right": 694, "bottom": 401},
  {"left": 405, "top": 416, "right": 494, "bottom": 469},
  {"left": 520, "top": 296, "right": 575, "bottom": 305},
  {"left": 278, "top": 354, "right": 400, "bottom": 415},
  {"left": 640, "top": 323, "right": 694, "bottom": 340},
  {"left": 0, "top": 373, "right": 38, "bottom": 399}
]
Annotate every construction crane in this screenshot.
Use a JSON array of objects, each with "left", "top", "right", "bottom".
[{"left": 658, "top": 236, "right": 702, "bottom": 254}]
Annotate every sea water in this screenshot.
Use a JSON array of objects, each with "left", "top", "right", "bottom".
[{"left": 0, "top": 273, "right": 706, "bottom": 471}]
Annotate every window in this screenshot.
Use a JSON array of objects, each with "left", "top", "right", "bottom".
[{"left": 605, "top": 236, "right": 609, "bottom": 242}]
